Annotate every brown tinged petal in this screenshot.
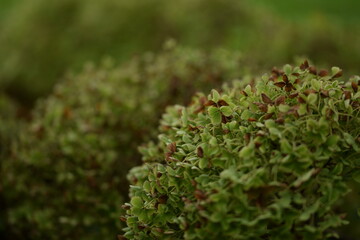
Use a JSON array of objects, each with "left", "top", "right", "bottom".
[
  {"left": 158, "top": 195, "right": 168, "bottom": 204},
  {"left": 244, "top": 133, "right": 251, "bottom": 143},
  {"left": 261, "top": 93, "right": 273, "bottom": 104},
  {"left": 274, "top": 82, "right": 286, "bottom": 88},
  {"left": 199, "top": 96, "right": 207, "bottom": 105},
  {"left": 197, "top": 147, "right": 204, "bottom": 158},
  {"left": 218, "top": 99, "right": 229, "bottom": 106},
  {"left": 352, "top": 81, "right": 358, "bottom": 93},
  {"left": 351, "top": 101, "right": 360, "bottom": 109},
  {"left": 318, "top": 70, "right": 329, "bottom": 77},
  {"left": 333, "top": 70, "right": 343, "bottom": 78},
  {"left": 326, "top": 109, "right": 334, "bottom": 118},
  {"left": 282, "top": 74, "right": 289, "bottom": 83},
  {"left": 300, "top": 60, "right": 309, "bottom": 70},
  {"left": 309, "top": 66, "right": 317, "bottom": 75},
  {"left": 204, "top": 100, "right": 216, "bottom": 107},
  {"left": 138, "top": 225, "right": 146, "bottom": 230},
  {"left": 264, "top": 112, "right": 274, "bottom": 120},
  {"left": 165, "top": 152, "right": 172, "bottom": 161},
  {"left": 194, "top": 106, "right": 205, "bottom": 114},
  {"left": 222, "top": 115, "right": 230, "bottom": 123},
  {"left": 297, "top": 96, "right": 306, "bottom": 104},
  {"left": 275, "top": 118, "right": 285, "bottom": 124},
  {"left": 255, "top": 102, "right": 268, "bottom": 112},
  {"left": 167, "top": 142, "right": 177, "bottom": 153},
  {"left": 289, "top": 92, "right": 298, "bottom": 99},
  {"left": 320, "top": 90, "right": 329, "bottom": 98},
  {"left": 121, "top": 204, "right": 130, "bottom": 210},
  {"left": 344, "top": 91, "right": 352, "bottom": 100},
  {"left": 274, "top": 95, "right": 286, "bottom": 106},
  {"left": 285, "top": 84, "right": 295, "bottom": 92},
  {"left": 303, "top": 89, "right": 317, "bottom": 96},
  {"left": 254, "top": 142, "right": 262, "bottom": 148},
  {"left": 194, "top": 189, "right": 207, "bottom": 200}
]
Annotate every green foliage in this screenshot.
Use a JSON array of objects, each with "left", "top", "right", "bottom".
[
  {"left": 124, "top": 62, "right": 360, "bottom": 239},
  {"left": 1, "top": 46, "right": 243, "bottom": 240}
]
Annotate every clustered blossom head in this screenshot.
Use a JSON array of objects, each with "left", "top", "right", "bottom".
[
  {"left": 122, "top": 61, "right": 360, "bottom": 240},
  {"left": 1, "top": 46, "right": 243, "bottom": 240}
]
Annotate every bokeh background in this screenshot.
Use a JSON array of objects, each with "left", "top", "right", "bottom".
[
  {"left": 0, "top": 0, "right": 359, "bottom": 239},
  {"left": 1, "top": 0, "right": 360, "bottom": 106}
]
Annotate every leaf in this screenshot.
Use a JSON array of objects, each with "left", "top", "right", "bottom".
[
  {"left": 143, "top": 181, "right": 151, "bottom": 192},
  {"left": 299, "top": 201, "right": 320, "bottom": 221},
  {"left": 297, "top": 104, "right": 307, "bottom": 116},
  {"left": 240, "top": 109, "right": 252, "bottom": 120},
  {"left": 212, "top": 89, "right": 220, "bottom": 103},
  {"left": 343, "top": 133, "right": 359, "bottom": 152},
  {"left": 326, "top": 135, "right": 339, "bottom": 148},
  {"left": 293, "top": 169, "right": 318, "bottom": 188},
  {"left": 331, "top": 66, "right": 342, "bottom": 77},
  {"left": 311, "top": 79, "right": 321, "bottom": 91},
  {"left": 354, "top": 91, "right": 360, "bottom": 99},
  {"left": 209, "top": 136, "right": 218, "bottom": 145},
  {"left": 244, "top": 85, "right": 252, "bottom": 95},
  {"left": 269, "top": 127, "right": 282, "bottom": 138},
  {"left": 239, "top": 143, "right": 254, "bottom": 159},
  {"left": 332, "top": 163, "right": 343, "bottom": 175},
  {"left": 208, "top": 106, "right": 221, "bottom": 125},
  {"left": 220, "top": 106, "right": 232, "bottom": 117},
  {"left": 181, "top": 108, "right": 188, "bottom": 126},
  {"left": 278, "top": 104, "right": 290, "bottom": 113},
  {"left": 130, "top": 196, "right": 143, "bottom": 208},
  {"left": 307, "top": 93, "right": 318, "bottom": 106},
  {"left": 265, "top": 119, "right": 276, "bottom": 129},
  {"left": 199, "top": 158, "right": 208, "bottom": 169},
  {"left": 220, "top": 168, "right": 237, "bottom": 181},
  {"left": 280, "top": 139, "right": 292, "bottom": 153}
]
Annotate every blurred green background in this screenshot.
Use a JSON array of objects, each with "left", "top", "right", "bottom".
[
  {"left": 1, "top": 0, "right": 360, "bottom": 106},
  {"left": 0, "top": 0, "right": 359, "bottom": 239}
]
